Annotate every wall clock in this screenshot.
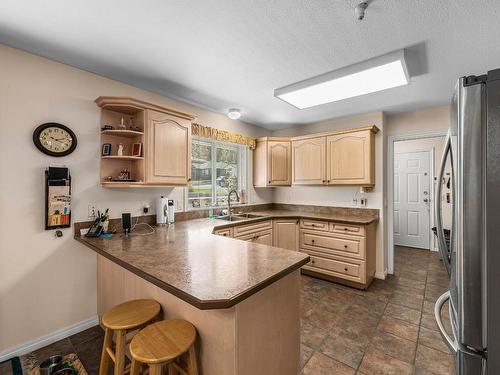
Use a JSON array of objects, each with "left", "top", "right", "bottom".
[{"left": 33, "top": 123, "right": 77, "bottom": 157}]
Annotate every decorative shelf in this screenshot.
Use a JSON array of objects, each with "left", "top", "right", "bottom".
[
  {"left": 101, "top": 181, "right": 176, "bottom": 188},
  {"left": 101, "top": 130, "right": 144, "bottom": 138},
  {"left": 101, "top": 155, "right": 144, "bottom": 160}
]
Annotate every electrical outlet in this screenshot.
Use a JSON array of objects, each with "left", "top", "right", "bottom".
[
  {"left": 175, "top": 199, "right": 182, "bottom": 211},
  {"left": 352, "top": 198, "right": 358, "bottom": 206},
  {"left": 88, "top": 204, "right": 96, "bottom": 218},
  {"left": 360, "top": 198, "right": 368, "bottom": 207}
]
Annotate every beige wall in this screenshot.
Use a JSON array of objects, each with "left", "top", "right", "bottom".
[
  {"left": 272, "top": 112, "right": 387, "bottom": 279},
  {"left": 0, "top": 44, "right": 272, "bottom": 355},
  {"left": 385, "top": 106, "right": 450, "bottom": 136}
]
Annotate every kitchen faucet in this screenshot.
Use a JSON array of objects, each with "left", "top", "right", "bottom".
[{"left": 227, "top": 189, "right": 240, "bottom": 219}]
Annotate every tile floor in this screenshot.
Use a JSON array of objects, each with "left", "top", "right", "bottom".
[
  {"left": 300, "top": 246, "right": 455, "bottom": 375},
  {"left": 7, "top": 246, "right": 455, "bottom": 375}
]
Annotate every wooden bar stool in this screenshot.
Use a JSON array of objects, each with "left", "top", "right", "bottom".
[
  {"left": 129, "top": 319, "right": 198, "bottom": 375},
  {"left": 99, "top": 299, "right": 161, "bottom": 375}
]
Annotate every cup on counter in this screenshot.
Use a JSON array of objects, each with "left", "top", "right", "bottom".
[{"left": 102, "top": 220, "right": 109, "bottom": 233}]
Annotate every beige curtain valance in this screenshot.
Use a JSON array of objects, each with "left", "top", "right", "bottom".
[{"left": 191, "top": 123, "right": 256, "bottom": 150}]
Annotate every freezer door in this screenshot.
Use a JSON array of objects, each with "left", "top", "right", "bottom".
[
  {"left": 435, "top": 290, "right": 486, "bottom": 375},
  {"left": 453, "top": 78, "right": 486, "bottom": 350}
]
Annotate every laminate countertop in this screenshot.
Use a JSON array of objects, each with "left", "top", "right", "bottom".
[{"left": 75, "top": 208, "right": 378, "bottom": 310}]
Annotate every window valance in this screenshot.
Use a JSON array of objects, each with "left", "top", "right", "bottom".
[{"left": 191, "top": 123, "right": 256, "bottom": 150}]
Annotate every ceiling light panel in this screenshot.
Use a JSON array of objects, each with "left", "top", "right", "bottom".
[{"left": 275, "top": 49, "right": 410, "bottom": 109}]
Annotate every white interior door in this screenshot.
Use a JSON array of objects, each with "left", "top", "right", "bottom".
[{"left": 393, "top": 151, "right": 431, "bottom": 249}]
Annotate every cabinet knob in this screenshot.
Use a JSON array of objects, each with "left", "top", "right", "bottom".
[
  {"left": 327, "top": 180, "right": 330, "bottom": 183},
  {"left": 344, "top": 245, "right": 348, "bottom": 248},
  {"left": 344, "top": 228, "right": 348, "bottom": 231},
  {"left": 344, "top": 267, "right": 348, "bottom": 272},
  {"left": 322, "top": 180, "right": 326, "bottom": 183},
  {"left": 223, "top": 233, "right": 227, "bottom": 236},
  {"left": 311, "top": 239, "right": 315, "bottom": 243},
  {"left": 268, "top": 180, "right": 271, "bottom": 184},
  {"left": 311, "top": 260, "right": 315, "bottom": 264},
  {"left": 311, "top": 224, "right": 316, "bottom": 227}
]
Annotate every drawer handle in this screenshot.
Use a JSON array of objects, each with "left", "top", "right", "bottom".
[{"left": 344, "top": 267, "right": 348, "bottom": 272}]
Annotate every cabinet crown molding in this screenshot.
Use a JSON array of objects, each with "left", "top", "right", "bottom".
[
  {"left": 95, "top": 96, "right": 196, "bottom": 121},
  {"left": 290, "top": 124, "right": 379, "bottom": 142}
]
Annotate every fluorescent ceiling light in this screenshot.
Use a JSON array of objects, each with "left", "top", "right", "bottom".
[
  {"left": 227, "top": 108, "right": 241, "bottom": 120},
  {"left": 274, "top": 49, "right": 410, "bottom": 109}
]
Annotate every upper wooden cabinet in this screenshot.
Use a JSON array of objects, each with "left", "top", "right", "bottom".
[
  {"left": 253, "top": 138, "right": 291, "bottom": 187},
  {"left": 291, "top": 125, "right": 379, "bottom": 187},
  {"left": 96, "top": 97, "right": 195, "bottom": 187},
  {"left": 145, "top": 110, "right": 191, "bottom": 185},
  {"left": 292, "top": 136, "right": 327, "bottom": 185},
  {"left": 326, "top": 128, "right": 375, "bottom": 186}
]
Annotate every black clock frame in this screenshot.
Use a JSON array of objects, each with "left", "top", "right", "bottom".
[{"left": 33, "top": 123, "right": 77, "bottom": 157}]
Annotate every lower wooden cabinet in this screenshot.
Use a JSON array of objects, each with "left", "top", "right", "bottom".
[
  {"left": 299, "top": 219, "right": 376, "bottom": 289},
  {"left": 273, "top": 219, "right": 299, "bottom": 251},
  {"left": 213, "top": 217, "right": 377, "bottom": 289}
]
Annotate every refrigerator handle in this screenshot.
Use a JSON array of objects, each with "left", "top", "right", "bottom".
[
  {"left": 435, "top": 291, "right": 458, "bottom": 352},
  {"left": 435, "top": 131, "right": 452, "bottom": 274}
]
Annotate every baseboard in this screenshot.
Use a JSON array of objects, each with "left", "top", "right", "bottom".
[
  {"left": 375, "top": 270, "right": 388, "bottom": 280},
  {"left": 0, "top": 315, "right": 99, "bottom": 362}
]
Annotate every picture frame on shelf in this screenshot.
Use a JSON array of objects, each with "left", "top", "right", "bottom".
[
  {"left": 132, "top": 143, "right": 142, "bottom": 157},
  {"left": 102, "top": 143, "right": 111, "bottom": 156}
]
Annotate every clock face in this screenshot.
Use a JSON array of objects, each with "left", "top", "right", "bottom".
[
  {"left": 39, "top": 127, "right": 73, "bottom": 153},
  {"left": 33, "top": 123, "right": 77, "bottom": 157}
]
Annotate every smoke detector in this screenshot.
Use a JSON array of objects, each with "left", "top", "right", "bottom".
[{"left": 355, "top": 2, "right": 369, "bottom": 21}]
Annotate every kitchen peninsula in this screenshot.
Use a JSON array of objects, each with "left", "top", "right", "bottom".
[{"left": 75, "top": 206, "right": 378, "bottom": 375}]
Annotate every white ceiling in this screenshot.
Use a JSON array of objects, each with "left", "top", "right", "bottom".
[{"left": 0, "top": 0, "right": 499, "bottom": 129}]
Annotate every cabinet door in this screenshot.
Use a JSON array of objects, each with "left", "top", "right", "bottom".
[
  {"left": 268, "top": 141, "right": 291, "bottom": 186},
  {"left": 145, "top": 110, "right": 191, "bottom": 185},
  {"left": 292, "top": 137, "right": 326, "bottom": 185},
  {"left": 273, "top": 219, "right": 299, "bottom": 251},
  {"left": 254, "top": 230, "right": 273, "bottom": 246},
  {"left": 326, "top": 130, "right": 374, "bottom": 186}
]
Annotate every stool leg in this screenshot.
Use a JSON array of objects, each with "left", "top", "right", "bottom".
[
  {"left": 130, "top": 358, "right": 140, "bottom": 375},
  {"left": 99, "top": 328, "right": 113, "bottom": 375},
  {"left": 186, "top": 345, "right": 198, "bottom": 375},
  {"left": 149, "top": 364, "right": 162, "bottom": 375},
  {"left": 114, "top": 329, "right": 127, "bottom": 375}
]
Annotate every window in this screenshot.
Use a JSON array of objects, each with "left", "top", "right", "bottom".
[{"left": 188, "top": 137, "right": 246, "bottom": 209}]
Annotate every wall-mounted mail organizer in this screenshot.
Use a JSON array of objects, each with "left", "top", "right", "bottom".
[{"left": 45, "top": 167, "right": 71, "bottom": 230}]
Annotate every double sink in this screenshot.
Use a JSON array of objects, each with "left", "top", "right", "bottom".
[{"left": 217, "top": 213, "right": 266, "bottom": 222}]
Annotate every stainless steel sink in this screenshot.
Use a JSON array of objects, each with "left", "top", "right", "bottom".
[
  {"left": 217, "top": 215, "right": 245, "bottom": 222},
  {"left": 233, "top": 213, "right": 265, "bottom": 219},
  {"left": 217, "top": 213, "right": 265, "bottom": 221}
]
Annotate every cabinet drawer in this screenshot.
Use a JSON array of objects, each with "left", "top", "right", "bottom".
[
  {"left": 302, "top": 253, "right": 365, "bottom": 284},
  {"left": 233, "top": 220, "right": 272, "bottom": 237},
  {"left": 300, "top": 219, "right": 329, "bottom": 232},
  {"left": 236, "top": 230, "right": 273, "bottom": 245},
  {"left": 214, "top": 228, "right": 233, "bottom": 237},
  {"left": 330, "top": 223, "right": 365, "bottom": 236},
  {"left": 300, "top": 231, "right": 365, "bottom": 260}
]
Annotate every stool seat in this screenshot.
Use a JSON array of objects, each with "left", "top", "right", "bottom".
[
  {"left": 130, "top": 320, "right": 197, "bottom": 364},
  {"left": 102, "top": 299, "right": 161, "bottom": 330}
]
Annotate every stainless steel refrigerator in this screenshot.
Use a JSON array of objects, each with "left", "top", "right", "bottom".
[{"left": 434, "top": 70, "right": 500, "bottom": 374}]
